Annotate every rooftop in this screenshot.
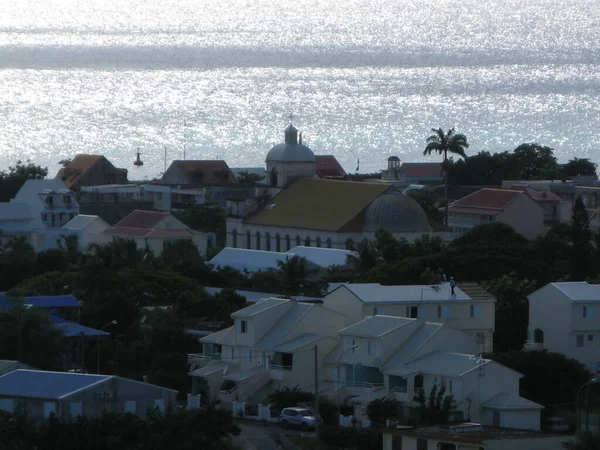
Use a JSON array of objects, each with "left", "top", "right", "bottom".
[
  {"left": 335, "top": 283, "right": 481, "bottom": 304},
  {"left": 165, "top": 160, "right": 237, "bottom": 185},
  {"left": 403, "top": 351, "right": 493, "bottom": 378},
  {"left": 112, "top": 210, "right": 170, "bottom": 229},
  {"left": 231, "top": 298, "right": 290, "bottom": 318},
  {"left": 548, "top": 282, "right": 600, "bottom": 302},
  {"left": 398, "top": 162, "right": 443, "bottom": 178},
  {"left": 315, "top": 155, "right": 347, "bottom": 178},
  {"left": 62, "top": 214, "right": 107, "bottom": 230},
  {"left": 338, "top": 315, "right": 415, "bottom": 338},
  {"left": 449, "top": 188, "right": 524, "bottom": 211},
  {"left": 203, "top": 287, "right": 321, "bottom": 303}
]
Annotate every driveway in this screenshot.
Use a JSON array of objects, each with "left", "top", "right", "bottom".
[{"left": 232, "top": 419, "right": 316, "bottom": 450}]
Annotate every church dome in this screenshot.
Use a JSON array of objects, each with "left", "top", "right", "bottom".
[
  {"left": 362, "top": 188, "right": 431, "bottom": 232},
  {"left": 266, "top": 123, "right": 316, "bottom": 163}
]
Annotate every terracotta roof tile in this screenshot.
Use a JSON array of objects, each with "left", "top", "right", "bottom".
[
  {"left": 449, "top": 188, "right": 523, "bottom": 211},
  {"left": 244, "top": 178, "right": 389, "bottom": 232},
  {"left": 315, "top": 155, "right": 346, "bottom": 178},
  {"left": 166, "top": 160, "right": 237, "bottom": 185},
  {"left": 508, "top": 185, "right": 561, "bottom": 204},
  {"left": 112, "top": 210, "right": 170, "bottom": 229}
]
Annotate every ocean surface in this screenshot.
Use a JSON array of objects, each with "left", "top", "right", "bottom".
[{"left": 1, "top": 0, "right": 599, "bottom": 179}]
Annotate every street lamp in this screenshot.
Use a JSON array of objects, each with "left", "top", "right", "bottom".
[
  {"left": 337, "top": 344, "right": 358, "bottom": 422},
  {"left": 97, "top": 320, "right": 117, "bottom": 374},
  {"left": 577, "top": 378, "right": 599, "bottom": 431}
]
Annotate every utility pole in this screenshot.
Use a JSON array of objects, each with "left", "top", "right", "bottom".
[{"left": 314, "top": 345, "right": 320, "bottom": 438}]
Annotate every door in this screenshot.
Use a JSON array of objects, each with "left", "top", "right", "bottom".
[{"left": 493, "top": 411, "right": 500, "bottom": 427}]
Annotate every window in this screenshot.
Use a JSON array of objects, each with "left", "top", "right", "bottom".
[
  {"left": 316, "top": 237, "right": 321, "bottom": 248},
  {"left": 470, "top": 304, "right": 482, "bottom": 318},
  {"left": 285, "top": 235, "right": 291, "bottom": 251},
  {"left": 583, "top": 306, "right": 588, "bottom": 318},
  {"left": 577, "top": 334, "right": 584, "bottom": 348},
  {"left": 246, "top": 231, "right": 251, "bottom": 248},
  {"left": 345, "top": 238, "right": 354, "bottom": 250},
  {"left": 296, "top": 235, "right": 301, "bottom": 246},
  {"left": 70, "top": 402, "right": 82, "bottom": 417},
  {"left": 42, "top": 213, "right": 47, "bottom": 222},
  {"left": 240, "top": 320, "right": 248, "bottom": 333},
  {"left": 374, "top": 307, "right": 384, "bottom": 315},
  {"left": 406, "top": 306, "right": 418, "bottom": 318},
  {"left": 44, "top": 402, "right": 56, "bottom": 418},
  {"left": 265, "top": 232, "right": 271, "bottom": 251},
  {"left": 276, "top": 234, "right": 281, "bottom": 252},
  {"left": 589, "top": 334, "right": 594, "bottom": 342},
  {"left": 154, "top": 399, "right": 166, "bottom": 412},
  {"left": 352, "top": 339, "right": 356, "bottom": 352},
  {"left": 326, "top": 238, "right": 332, "bottom": 248},
  {"left": 416, "top": 438, "right": 427, "bottom": 450},
  {"left": 437, "top": 305, "right": 450, "bottom": 319},
  {"left": 60, "top": 213, "right": 64, "bottom": 221},
  {"left": 232, "top": 229, "right": 238, "bottom": 248},
  {"left": 248, "top": 350, "right": 252, "bottom": 362},
  {"left": 124, "top": 400, "right": 136, "bottom": 414},
  {"left": 256, "top": 232, "right": 261, "bottom": 250},
  {"left": 69, "top": 213, "right": 75, "bottom": 220},
  {"left": 304, "top": 236, "right": 311, "bottom": 247}
]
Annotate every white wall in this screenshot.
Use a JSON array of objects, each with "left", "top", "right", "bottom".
[
  {"left": 528, "top": 284, "right": 572, "bottom": 356},
  {"left": 497, "top": 194, "right": 544, "bottom": 239}
]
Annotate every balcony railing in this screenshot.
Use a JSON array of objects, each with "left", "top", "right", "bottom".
[
  {"left": 389, "top": 386, "right": 408, "bottom": 394},
  {"left": 270, "top": 364, "right": 292, "bottom": 371},
  {"left": 192, "top": 353, "right": 222, "bottom": 361}
]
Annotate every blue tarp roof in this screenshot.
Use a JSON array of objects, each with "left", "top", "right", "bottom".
[
  {"left": 50, "top": 316, "right": 110, "bottom": 338},
  {"left": 0, "top": 294, "right": 80, "bottom": 310},
  {"left": 0, "top": 370, "right": 109, "bottom": 400}
]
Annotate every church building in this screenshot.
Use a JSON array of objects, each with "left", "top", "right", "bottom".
[{"left": 226, "top": 122, "right": 450, "bottom": 251}]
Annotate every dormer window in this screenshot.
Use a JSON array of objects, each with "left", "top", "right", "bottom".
[
  {"left": 240, "top": 320, "right": 248, "bottom": 333},
  {"left": 63, "top": 195, "right": 72, "bottom": 204},
  {"left": 46, "top": 196, "right": 54, "bottom": 208}
]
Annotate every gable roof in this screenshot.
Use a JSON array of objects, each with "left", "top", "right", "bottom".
[
  {"left": 255, "top": 302, "right": 315, "bottom": 349},
  {"left": 0, "top": 203, "right": 33, "bottom": 221},
  {"left": 231, "top": 298, "right": 291, "bottom": 318},
  {"left": 483, "top": 393, "right": 543, "bottom": 411},
  {"left": 334, "top": 283, "right": 477, "bottom": 304},
  {"left": 12, "top": 179, "right": 70, "bottom": 203},
  {"left": 315, "top": 155, "right": 347, "bottom": 178},
  {"left": 547, "top": 282, "right": 600, "bottom": 302},
  {"left": 383, "top": 322, "right": 444, "bottom": 370},
  {"left": 0, "top": 361, "right": 34, "bottom": 376},
  {"left": 112, "top": 210, "right": 170, "bottom": 229},
  {"left": 288, "top": 246, "right": 356, "bottom": 267},
  {"left": 449, "top": 188, "right": 524, "bottom": 213},
  {"left": 62, "top": 214, "right": 109, "bottom": 230},
  {"left": 399, "top": 163, "right": 443, "bottom": 178},
  {"left": 164, "top": 160, "right": 237, "bottom": 185},
  {"left": 403, "top": 351, "right": 492, "bottom": 377},
  {"left": 199, "top": 326, "right": 235, "bottom": 345},
  {"left": 106, "top": 210, "right": 193, "bottom": 238},
  {"left": 55, "top": 155, "right": 104, "bottom": 188},
  {"left": 508, "top": 185, "right": 561, "bottom": 204},
  {"left": 0, "top": 369, "right": 110, "bottom": 400},
  {"left": 244, "top": 178, "right": 390, "bottom": 232},
  {"left": 338, "top": 315, "right": 415, "bottom": 338}
]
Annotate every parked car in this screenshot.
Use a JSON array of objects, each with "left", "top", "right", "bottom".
[
  {"left": 278, "top": 407, "right": 317, "bottom": 430},
  {"left": 542, "top": 416, "right": 570, "bottom": 432}
]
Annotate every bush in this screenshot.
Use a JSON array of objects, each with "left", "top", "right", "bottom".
[
  {"left": 267, "top": 386, "right": 314, "bottom": 412},
  {"left": 220, "top": 380, "right": 237, "bottom": 392}
]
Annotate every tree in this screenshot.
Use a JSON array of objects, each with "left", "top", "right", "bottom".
[
  {"left": 414, "top": 383, "right": 456, "bottom": 425},
  {"left": 175, "top": 204, "right": 227, "bottom": 246},
  {"left": 423, "top": 128, "right": 469, "bottom": 225},
  {"left": 486, "top": 350, "right": 590, "bottom": 408},
  {"left": 366, "top": 398, "right": 399, "bottom": 425},
  {"left": 0, "top": 237, "right": 36, "bottom": 291},
  {"left": 277, "top": 255, "right": 312, "bottom": 294},
  {"left": 482, "top": 273, "right": 537, "bottom": 352},
  {"left": 571, "top": 197, "right": 592, "bottom": 281},
  {"left": 236, "top": 171, "right": 265, "bottom": 185},
  {"left": 347, "top": 241, "right": 383, "bottom": 274},
  {"left": 407, "top": 189, "right": 443, "bottom": 223},
  {"left": 0, "top": 160, "right": 48, "bottom": 202},
  {"left": 562, "top": 158, "right": 598, "bottom": 180},
  {"left": 513, "top": 143, "right": 559, "bottom": 180}
]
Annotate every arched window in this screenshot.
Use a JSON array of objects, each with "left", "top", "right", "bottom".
[
  {"left": 232, "top": 229, "right": 238, "bottom": 248},
  {"left": 316, "top": 237, "right": 322, "bottom": 248},
  {"left": 246, "top": 231, "right": 251, "bottom": 249},
  {"left": 265, "top": 232, "right": 271, "bottom": 251},
  {"left": 270, "top": 167, "right": 278, "bottom": 187},
  {"left": 286, "top": 235, "right": 291, "bottom": 251},
  {"left": 276, "top": 234, "right": 281, "bottom": 252},
  {"left": 296, "top": 235, "right": 301, "bottom": 247},
  {"left": 345, "top": 238, "right": 354, "bottom": 250},
  {"left": 304, "top": 236, "right": 311, "bottom": 247},
  {"left": 256, "top": 232, "right": 261, "bottom": 250},
  {"left": 326, "top": 238, "right": 332, "bottom": 249},
  {"left": 534, "top": 328, "right": 544, "bottom": 344}
]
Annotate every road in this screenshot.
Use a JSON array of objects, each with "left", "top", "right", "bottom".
[{"left": 232, "top": 419, "right": 316, "bottom": 450}]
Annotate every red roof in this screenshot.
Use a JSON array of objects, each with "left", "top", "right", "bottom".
[
  {"left": 450, "top": 188, "right": 523, "bottom": 211},
  {"left": 166, "top": 160, "right": 237, "bottom": 185},
  {"left": 508, "top": 185, "right": 561, "bottom": 204},
  {"left": 315, "top": 155, "right": 346, "bottom": 178},
  {"left": 112, "top": 210, "right": 170, "bottom": 229},
  {"left": 399, "top": 163, "right": 443, "bottom": 178},
  {"left": 106, "top": 227, "right": 192, "bottom": 238}
]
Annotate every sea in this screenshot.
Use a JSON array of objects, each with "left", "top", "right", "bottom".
[{"left": 1, "top": 0, "right": 599, "bottom": 179}]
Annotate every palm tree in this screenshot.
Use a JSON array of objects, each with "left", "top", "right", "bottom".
[
  {"left": 346, "top": 241, "right": 383, "bottom": 274},
  {"left": 423, "top": 127, "right": 469, "bottom": 226},
  {"left": 277, "top": 255, "right": 310, "bottom": 294}
]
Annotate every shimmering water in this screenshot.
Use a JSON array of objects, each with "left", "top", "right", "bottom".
[{"left": 1, "top": 0, "right": 599, "bottom": 178}]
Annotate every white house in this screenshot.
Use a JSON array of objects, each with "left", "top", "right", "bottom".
[
  {"left": 208, "top": 246, "right": 356, "bottom": 273},
  {"left": 0, "top": 203, "right": 36, "bottom": 246},
  {"left": 189, "top": 298, "right": 347, "bottom": 404},
  {"left": 382, "top": 423, "right": 567, "bottom": 450},
  {"left": 327, "top": 315, "right": 542, "bottom": 430},
  {"left": 61, "top": 215, "right": 111, "bottom": 251},
  {"left": 322, "top": 283, "right": 495, "bottom": 352},
  {"left": 527, "top": 282, "right": 600, "bottom": 372}
]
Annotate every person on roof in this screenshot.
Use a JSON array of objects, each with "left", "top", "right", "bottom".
[{"left": 449, "top": 277, "right": 456, "bottom": 296}]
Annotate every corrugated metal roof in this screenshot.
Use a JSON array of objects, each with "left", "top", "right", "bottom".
[
  {"left": 23, "top": 295, "right": 81, "bottom": 308},
  {"left": 49, "top": 316, "right": 110, "bottom": 338},
  {"left": 403, "top": 352, "right": 491, "bottom": 377},
  {"left": 449, "top": 188, "right": 523, "bottom": 210},
  {"left": 244, "top": 178, "right": 389, "bottom": 232},
  {"left": 272, "top": 333, "right": 324, "bottom": 353},
  {"left": 256, "top": 303, "right": 314, "bottom": 349},
  {"left": 383, "top": 322, "right": 443, "bottom": 370},
  {"left": 231, "top": 298, "right": 291, "bottom": 318},
  {"left": 338, "top": 315, "right": 414, "bottom": 338},
  {"left": 199, "top": 326, "right": 235, "bottom": 345},
  {"left": 288, "top": 246, "right": 355, "bottom": 268},
  {"left": 204, "top": 287, "right": 321, "bottom": 303},
  {"left": 550, "top": 282, "right": 600, "bottom": 302},
  {"left": 112, "top": 210, "right": 170, "bottom": 229},
  {"left": 62, "top": 214, "right": 108, "bottom": 231},
  {"left": 482, "top": 393, "right": 543, "bottom": 410},
  {"left": 0, "top": 370, "right": 109, "bottom": 400},
  {"left": 337, "top": 283, "right": 474, "bottom": 303}
]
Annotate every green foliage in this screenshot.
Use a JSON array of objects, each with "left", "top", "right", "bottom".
[
  {"left": 0, "top": 237, "right": 36, "bottom": 291},
  {"left": 407, "top": 189, "right": 444, "bottom": 223},
  {"left": 562, "top": 158, "right": 598, "bottom": 180},
  {"left": 0, "top": 407, "right": 239, "bottom": 450},
  {"left": 347, "top": 241, "right": 382, "bottom": 274},
  {"left": 220, "top": 380, "right": 237, "bottom": 392},
  {"left": 414, "top": 383, "right": 456, "bottom": 425},
  {"left": 317, "top": 397, "right": 339, "bottom": 427},
  {"left": 267, "top": 386, "right": 314, "bottom": 412},
  {"left": 0, "top": 160, "right": 48, "bottom": 202},
  {"left": 236, "top": 171, "right": 265, "bottom": 185},
  {"left": 365, "top": 398, "right": 398, "bottom": 425},
  {"left": 571, "top": 197, "right": 592, "bottom": 281},
  {"left": 175, "top": 204, "right": 226, "bottom": 246},
  {"left": 486, "top": 350, "right": 591, "bottom": 408},
  {"left": 482, "top": 273, "right": 537, "bottom": 352},
  {"left": 512, "top": 143, "right": 559, "bottom": 180}
]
